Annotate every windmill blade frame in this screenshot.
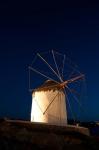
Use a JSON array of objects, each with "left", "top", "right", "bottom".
[{"left": 29, "top": 50, "right": 87, "bottom": 125}]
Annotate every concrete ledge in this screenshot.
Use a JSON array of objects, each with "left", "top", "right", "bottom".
[{"left": 4, "top": 120, "right": 90, "bottom": 136}]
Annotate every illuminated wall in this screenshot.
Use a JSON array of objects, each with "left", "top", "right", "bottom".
[{"left": 31, "top": 90, "right": 67, "bottom": 126}]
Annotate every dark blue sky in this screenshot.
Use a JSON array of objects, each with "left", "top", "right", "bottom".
[{"left": 0, "top": 1, "right": 99, "bottom": 121}]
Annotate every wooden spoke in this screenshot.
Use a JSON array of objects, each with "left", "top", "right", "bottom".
[
  {"left": 29, "top": 66, "right": 59, "bottom": 83},
  {"left": 37, "top": 53, "right": 62, "bottom": 81},
  {"left": 62, "top": 54, "right": 65, "bottom": 78},
  {"left": 43, "top": 91, "right": 59, "bottom": 115},
  {"left": 66, "top": 85, "right": 86, "bottom": 114},
  {"left": 52, "top": 50, "right": 63, "bottom": 82},
  {"left": 64, "top": 88, "right": 76, "bottom": 122}
]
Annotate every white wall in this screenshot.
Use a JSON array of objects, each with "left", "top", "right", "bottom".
[{"left": 31, "top": 90, "right": 67, "bottom": 126}]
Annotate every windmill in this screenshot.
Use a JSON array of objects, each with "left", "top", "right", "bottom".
[{"left": 29, "top": 50, "right": 86, "bottom": 126}]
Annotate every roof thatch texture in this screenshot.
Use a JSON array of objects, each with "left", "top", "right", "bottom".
[{"left": 33, "top": 80, "right": 63, "bottom": 92}]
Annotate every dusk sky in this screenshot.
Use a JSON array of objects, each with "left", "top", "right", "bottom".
[{"left": 0, "top": 1, "right": 99, "bottom": 122}]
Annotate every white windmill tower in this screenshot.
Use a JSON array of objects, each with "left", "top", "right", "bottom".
[{"left": 29, "top": 50, "right": 86, "bottom": 126}]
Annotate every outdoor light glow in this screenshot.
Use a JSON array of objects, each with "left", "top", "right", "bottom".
[{"left": 31, "top": 91, "right": 49, "bottom": 123}]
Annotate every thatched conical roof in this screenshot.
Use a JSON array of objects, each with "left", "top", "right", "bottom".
[{"left": 33, "top": 80, "right": 63, "bottom": 92}]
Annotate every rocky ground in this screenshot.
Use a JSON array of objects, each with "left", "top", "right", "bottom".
[{"left": 0, "top": 119, "right": 99, "bottom": 150}]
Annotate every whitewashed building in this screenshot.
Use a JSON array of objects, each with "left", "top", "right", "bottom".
[{"left": 31, "top": 80, "right": 67, "bottom": 126}]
